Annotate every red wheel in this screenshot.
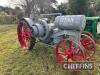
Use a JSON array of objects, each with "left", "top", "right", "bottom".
[
  {"left": 82, "top": 31, "right": 94, "bottom": 39},
  {"left": 17, "top": 19, "right": 35, "bottom": 50},
  {"left": 56, "top": 38, "right": 85, "bottom": 64},
  {"left": 81, "top": 34, "right": 96, "bottom": 60}
]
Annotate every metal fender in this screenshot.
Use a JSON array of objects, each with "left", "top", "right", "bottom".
[{"left": 22, "top": 18, "right": 34, "bottom": 27}]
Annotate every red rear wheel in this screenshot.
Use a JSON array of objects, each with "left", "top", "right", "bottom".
[
  {"left": 82, "top": 31, "right": 94, "bottom": 39},
  {"left": 81, "top": 34, "right": 96, "bottom": 60},
  {"left": 17, "top": 20, "right": 34, "bottom": 49},
  {"left": 56, "top": 38, "right": 85, "bottom": 64}
]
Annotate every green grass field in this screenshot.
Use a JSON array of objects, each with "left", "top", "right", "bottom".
[{"left": 0, "top": 25, "right": 100, "bottom": 75}]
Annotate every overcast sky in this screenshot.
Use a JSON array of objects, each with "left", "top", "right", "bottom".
[
  {"left": 0, "top": 0, "right": 9, "bottom": 7},
  {"left": 0, "top": 0, "right": 67, "bottom": 8}
]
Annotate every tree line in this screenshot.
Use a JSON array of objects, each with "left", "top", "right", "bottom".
[{"left": 1, "top": 0, "right": 100, "bottom": 22}]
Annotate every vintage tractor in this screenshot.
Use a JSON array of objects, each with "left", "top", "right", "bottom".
[{"left": 17, "top": 15, "right": 96, "bottom": 64}]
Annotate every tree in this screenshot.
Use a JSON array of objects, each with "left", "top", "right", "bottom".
[
  {"left": 68, "top": 0, "right": 89, "bottom": 15},
  {"left": 57, "top": 3, "right": 69, "bottom": 15},
  {"left": 94, "top": 0, "right": 100, "bottom": 15},
  {"left": 14, "top": 7, "right": 23, "bottom": 20},
  {"left": 11, "top": 0, "right": 57, "bottom": 17}
]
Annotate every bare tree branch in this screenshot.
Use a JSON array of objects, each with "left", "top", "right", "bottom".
[{"left": 10, "top": 0, "right": 57, "bottom": 17}]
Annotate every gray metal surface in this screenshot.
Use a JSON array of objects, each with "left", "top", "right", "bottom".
[
  {"left": 23, "top": 15, "right": 86, "bottom": 45},
  {"left": 52, "top": 30, "right": 81, "bottom": 43},
  {"left": 32, "top": 23, "right": 45, "bottom": 37},
  {"left": 38, "top": 19, "right": 50, "bottom": 41},
  {"left": 24, "top": 18, "right": 34, "bottom": 27},
  {"left": 54, "top": 15, "right": 86, "bottom": 31}
]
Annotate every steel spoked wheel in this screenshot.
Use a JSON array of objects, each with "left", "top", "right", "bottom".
[
  {"left": 56, "top": 38, "right": 85, "bottom": 64},
  {"left": 81, "top": 34, "right": 96, "bottom": 60},
  {"left": 17, "top": 19, "right": 35, "bottom": 50},
  {"left": 82, "top": 31, "right": 94, "bottom": 39}
]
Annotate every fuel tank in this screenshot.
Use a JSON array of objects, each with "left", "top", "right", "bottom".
[{"left": 54, "top": 15, "right": 86, "bottom": 31}]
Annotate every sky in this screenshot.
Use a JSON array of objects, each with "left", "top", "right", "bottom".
[
  {"left": 0, "top": 0, "right": 67, "bottom": 8},
  {"left": 0, "top": 0, "right": 9, "bottom": 7},
  {"left": 57, "top": 0, "right": 67, "bottom": 4}
]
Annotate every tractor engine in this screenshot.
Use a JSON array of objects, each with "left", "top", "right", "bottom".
[{"left": 29, "top": 15, "right": 86, "bottom": 44}]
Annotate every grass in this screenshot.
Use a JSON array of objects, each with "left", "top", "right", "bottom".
[{"left": 0, "top": 24, "right": 100, "bottom": 75}]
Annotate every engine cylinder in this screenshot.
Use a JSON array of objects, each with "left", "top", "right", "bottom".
[{"left": 54, "top": 15, "right": 86, "bottom": 31}]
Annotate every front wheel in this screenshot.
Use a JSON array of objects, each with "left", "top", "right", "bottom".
[{"left": 17, "top": 19, "right": 36, "bottom": 50}]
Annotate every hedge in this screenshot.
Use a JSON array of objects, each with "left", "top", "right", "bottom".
[{"left": 0, "top": 15, "right": 18, "bottom": 24}]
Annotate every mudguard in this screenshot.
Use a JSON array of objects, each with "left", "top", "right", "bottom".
[{"left": 22, "top": 18, "right": 34, "bottom": 27}]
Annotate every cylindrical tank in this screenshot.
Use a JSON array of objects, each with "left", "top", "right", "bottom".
[{"left": 54, "top": 15, "right": 86, "bottom": 31}]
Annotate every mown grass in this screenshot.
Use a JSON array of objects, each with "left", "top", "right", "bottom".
[{"left": 0, "top": 24, "right": 100, "bottom": 75}]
